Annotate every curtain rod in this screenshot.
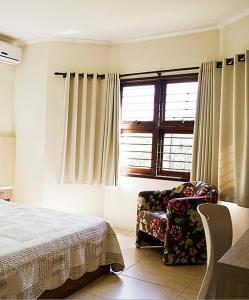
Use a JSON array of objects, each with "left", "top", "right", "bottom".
[
  {"left": 216, "top": 53, "right": 245, "bottom": 68},
  {"left": 119, "top": 66, "right": 199, "bottom": 78},
  {"left": 55, "top": 67, "right": 199, "bottom": 79},
  {"left": 54, "top": 72, "right": 105, "bottom": 79},
  {"left": 54, "top": 53, "right": 246, "bottom": 79}
]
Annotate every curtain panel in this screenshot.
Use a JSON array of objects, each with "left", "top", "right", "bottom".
[
  {"left": 58, "top": 73, "right": 120, "bottom": 186},
  {"left": 192, "top": 51, "right": 249, "bottom": 207}
]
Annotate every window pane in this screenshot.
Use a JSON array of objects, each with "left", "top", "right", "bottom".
[
  {"left": 162, "top": 133, "right": 193, "bottom": 171},
  {"left": 122, "top": 85, "right": 155, "bottom": 121},
  {"left": 120, "top": 132, "right": 152, "bottom": 169},
  {"left": 165, "top": 81, "right": 198, "bottom": 121}
]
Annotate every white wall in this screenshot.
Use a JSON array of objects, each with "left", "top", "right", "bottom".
[
  {"left": 110, "top": 29, "right": 219, "bottom": 73},
  {"left": 14, "top": 43, "right": 49, "bottom": 205},
  {"left": 0, "top": 63, "right": 15, "bottom": 135},
  {"left": 104, "top": 177, "right": 181, "bottom": 230},
  {"left": 0, "top": 62, "right": 15, "bottom": 186},
  {"left": 219, "top": 15, "right": 249, "bottom": 57},
  {"left": 0, "top": 137, "right": 15, "bottom": 185}
]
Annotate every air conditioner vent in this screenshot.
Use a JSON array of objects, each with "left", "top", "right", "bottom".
[{"left": 0, "top": 41, "right": 22, "bottom": 65}]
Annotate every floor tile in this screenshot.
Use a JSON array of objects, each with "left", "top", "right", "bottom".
[
  {"left": 69, "top": 229, "right": 206, "bottom": 299},
  {"left": 119, "top": 254, "right": 139, "bottom": 273},
  {"left": 121, "top": 244, "right": 164, "bottom": 263},
  {"left": 121, "top": 259, "right": 203, "bottom": 291},
  {"left": 86, "top": 272, "right": 180, "bottom": 299},
  {"left": 177, "top": 274, "right": 204, "bottom": 300},
  {"left": 176, "top": 293, "right": 197, "bottom": 300},
  {"left": 68, "top": 291, "right": 106, "bottom": 300}
]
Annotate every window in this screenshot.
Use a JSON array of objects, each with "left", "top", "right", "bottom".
[{"left": 120, "top": 74, "right": 198, "bottom": 181}]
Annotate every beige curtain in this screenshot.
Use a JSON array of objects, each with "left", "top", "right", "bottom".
[
  {"left": 191, "top": 62, "right": 221, "bottom": 186},
  {"left": 58, "top": 73, "right": 120, "bottom": 186},
  {"left": 192, "top": 51, "right": 249, "bottom": 207}
]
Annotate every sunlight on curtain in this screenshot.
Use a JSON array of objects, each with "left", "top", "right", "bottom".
[{"left": 192, "top": 51, "right": 249, "bottom": 207}]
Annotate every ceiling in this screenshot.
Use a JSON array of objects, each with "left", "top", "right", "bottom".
[{"left": 1, "top": 0, "right": 249, "bottom": 43}]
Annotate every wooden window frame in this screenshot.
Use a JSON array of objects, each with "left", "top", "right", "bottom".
[{"left": 120, "top": 73, "right": 198, "bottom": 181}]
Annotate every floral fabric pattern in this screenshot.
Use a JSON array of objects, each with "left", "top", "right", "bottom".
[
  {"left": 170, "top": 181, "right": 218, "bottom": 203},
  {"left": 137, "top": 210, "right": 167, "bottom": 242},
  {"left": 137, "top": 190, "right": 171, "bottom": 212},
  {"left": 136, "top": 181, "right": 218, "bottom": 265}
]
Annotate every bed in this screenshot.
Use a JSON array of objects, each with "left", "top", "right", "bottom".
[{"left": 0, "top": 200, "right": 124, "bottom": 299}]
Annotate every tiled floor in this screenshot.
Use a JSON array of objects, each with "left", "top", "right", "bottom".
[{"left": 69, "top": 228, "right": 206, "bottom": 299}]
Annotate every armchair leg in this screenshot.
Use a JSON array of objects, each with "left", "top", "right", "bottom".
[{"left": 136, "top": 229, "right": 143, "bottom": 248}]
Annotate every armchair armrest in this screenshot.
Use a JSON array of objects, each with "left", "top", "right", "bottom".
[
  {"left": 137, "top": 190, "right": 171, "bottom": 212},
  {"left": 167, "top": 196, "right": 209, "bottom": 215}
]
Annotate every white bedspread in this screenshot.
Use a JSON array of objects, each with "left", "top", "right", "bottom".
[{"left": 0, "top": 200, "right": 124, "bottom": 299}]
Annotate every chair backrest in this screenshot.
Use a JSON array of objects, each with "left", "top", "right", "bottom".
[
  {"left": 170, "top": 181, "right": 218, "bottom": 203},
  {"left": 197, "top": 203, "right": 232, "bottom": 299},
  {"left": 195, "top": 182, "right": 218, "bottom": 203}
]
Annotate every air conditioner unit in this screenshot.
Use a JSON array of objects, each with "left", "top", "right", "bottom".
[{"left": 0, "top": 41, "right": 22, "bottom": 65}]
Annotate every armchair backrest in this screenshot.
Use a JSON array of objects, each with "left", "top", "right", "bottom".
[{"left": 170, "top": 181, "right": 218, "bottom": 203}]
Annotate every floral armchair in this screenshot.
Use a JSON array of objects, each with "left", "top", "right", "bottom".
[{"left": 136, "top": 181, "right": 218, "bottom": 265}]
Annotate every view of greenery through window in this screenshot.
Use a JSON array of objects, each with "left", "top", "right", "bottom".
[
  {"left": 121, "top": 133, "right": 152, "bottom": 168},
  {"left": 163, "top": 133, "right": 193, "bottom": 171},
  {"left": 120, "top": 75, "right": 198, "bottom": 180}
]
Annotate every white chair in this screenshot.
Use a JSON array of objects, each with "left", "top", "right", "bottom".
[{"left": 197, "top": 203, "right": 233, "bottom": 299}]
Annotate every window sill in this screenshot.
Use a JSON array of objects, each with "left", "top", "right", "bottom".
[{"left": 120, "top": 172, "right": 189, "bottom": 182}]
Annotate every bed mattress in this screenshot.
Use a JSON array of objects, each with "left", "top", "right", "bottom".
[{"left": 0, "top": 200, "right": 124, "bottom": 299}]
